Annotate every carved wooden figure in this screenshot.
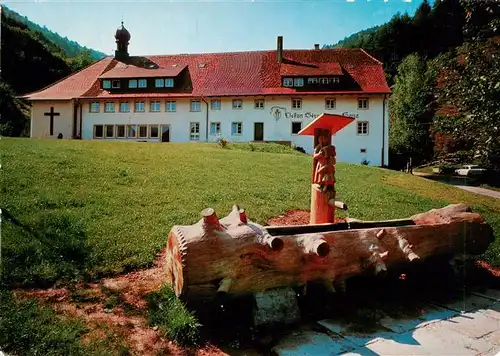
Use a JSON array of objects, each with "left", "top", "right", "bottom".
[{"left": 299, "top": 114, "right": 355, "bottom": 224}]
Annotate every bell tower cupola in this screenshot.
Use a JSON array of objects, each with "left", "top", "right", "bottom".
[{"left": 115, "top": 21, "right": 131, "bottom": 60}]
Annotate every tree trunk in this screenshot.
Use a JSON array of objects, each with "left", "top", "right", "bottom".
[{"left": 165, "top": 204, "right": 493, "bottom": 303}]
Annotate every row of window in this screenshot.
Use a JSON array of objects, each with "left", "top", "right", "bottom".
[
  {"left": 94, "top": 124, "right": 159, "bottom": 139},
  {"left": 283, "top": 77, "right": 340, "bottom": 88},
  {"left": 93, "top": 121, "right": 370, "bottom": 139},
  {"left": 205, "top": 120, "right": 369, "bottom": 137},
  {"left": 102, "top": 78, "right": 175, "bottom": 90},
  {"left": 89, "top": 98, "right": 370, "bottom": 113}
]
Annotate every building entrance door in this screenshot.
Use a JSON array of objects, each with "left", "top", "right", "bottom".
[
  {"left": 161, "top": 125, "right": 170, "bottom": 142},
  {"left": 254, "top": 122, "right": 264, "bottom": 141}
]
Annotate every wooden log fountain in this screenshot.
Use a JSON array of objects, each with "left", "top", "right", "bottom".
[
  {"left": 165, "top": 114, "right": 494, "bottom": 305},
  {"left": 166, "top": 203, "right": 493, "bottom": 303}
]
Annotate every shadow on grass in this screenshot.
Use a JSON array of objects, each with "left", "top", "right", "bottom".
[{"left": 1, "top": 208, "right": 90, "bottom": 288}]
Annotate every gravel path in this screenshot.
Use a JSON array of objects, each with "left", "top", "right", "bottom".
[{"left": 454, "top": 185, "right": 500, "bottom": 199}]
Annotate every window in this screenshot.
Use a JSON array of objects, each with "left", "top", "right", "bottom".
[
  {"left": 138, "top": 125, "right": 148, "bottom": 138},
  {"left": 231, "top": 122, "right": 242, "bottom": 135},
  {"left": 325, "top": 98, "right": 336, "bottom": 110},
  {"left": 94, "top": 125, "right": 103, "bottom": 138},
  {"left": 291, "top": 121, "right": 302, "bottom": 135},
  {"left": 358, "top": 98, "right": 369, "bottom": 110},
  {"left": 294, "top": 78, "right": 304, "bottom": 87},
  {"left": 360, "top": 148, "right": 367, "bottom": 153},
  {"left": 150, "top": 101, "right": 161, "bottom": 112},
  {"left": 283, "top": 78, "right": 293, "bottom": 87},
  {"left": 211, "top": 99, "right": 221, "bottom": 110},
  {"left": 232, "top": 99, "right": 242, "bottom": 109},
  {"left": 190, "top": 122, "right": 200, "bottom": 140},
  {"left": 116, "top": 125, "right": 125, "bottom": 138},
  {"left": 127, "top": 125, "right": 137, "bottom": 138},
  {"left": 320, "top": 78, "right": 329, "bottom": 84},
  {"left": 254, "top": 99, "right": 264, "bottom": 109},
  {"left": 190, "top": 100, "right": 201, "bottom": 112},
  {"left": 135, "top": 101, "right": 145, "bottom": 112},
  {"left": 155, "top": 79, "right": 164, "bottom": 88},
  {"left": 308, "top": 78, "right": 318, "bottom": 84},
  {"left": 165, "top": 78, "right": 174, "bottom": 87},
  {"left": 332, "top": 77, "right": 340, "bottom": 84},
  {"left": 166, "top": 101, "right": 176, "bottom": 112},
  {"left": 129, "top": 79, "right": 137, "bottom": 88},
  {"left": 103, "top": 80, "right": 111, "bottom": 89},
  {"left": 210, "top": 122, "right": 221, "bottom": 135},
  {"left": 292, "top": 98, "right": 302, "bottom": 110},
  {"left": 357, "top": 121, "right": 369, "bottom": 135},
  {"left": 90, "top": 102, "right": 100, "bottom": 113},
  {"left": 150, "top": 125, "right": 159, "bottom": 138},
  {"left": 120, "top": 102, "right": 130, "bottom": 112},
  {"left": 105, "top": 102, "right": 115, "bottom": 113},
  {"left": 112, "top": 80, "right": 120, "bottom": 88},
  {"left": 105, "top": 125, "right": 114, "bottom": 138},
  {"left": 138, "top": 79, "right": 147, "bottom": 88}
]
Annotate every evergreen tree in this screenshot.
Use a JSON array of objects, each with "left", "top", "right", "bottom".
[{"left": 460, "top": 0, "right": 500, "bottom": 41}]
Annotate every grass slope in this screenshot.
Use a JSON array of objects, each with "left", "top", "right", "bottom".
[{"left": 1, "top": 138, "right": 499, "bottom": 287}]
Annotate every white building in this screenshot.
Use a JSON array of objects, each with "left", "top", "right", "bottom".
[{"left": 23, "top": 23, "right": 391, "bottom": 166}]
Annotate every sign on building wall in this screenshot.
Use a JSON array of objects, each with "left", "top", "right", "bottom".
[
  {"left": 269, "top": 106, "right": 360, "bottom": 121},
  {"left": 269, "top": 106, "right": 320, "bottom": 121}
]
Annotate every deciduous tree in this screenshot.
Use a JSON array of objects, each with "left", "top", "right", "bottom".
[
  {"left": 389, "top": 54, "right": 435, "bottom": 171},
  {"left": 432, "top": 39, "right": 500, "bottom": 170}
]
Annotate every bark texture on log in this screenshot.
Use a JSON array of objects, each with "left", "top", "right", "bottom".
[{"left": 165, "top": 203, "right": 493, "bottom": 302}]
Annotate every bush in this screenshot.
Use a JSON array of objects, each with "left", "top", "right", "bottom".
[
  {"left": 1, "top": 210, "right": 90, "bottom": 287},
  {"left": 294, "top": 146, "right": 306, "bottom": 154},
  {"left": 147, "top": 284, "right": 200, "bottom": 346},
  {"left": 436, "top": 164, "right": 457, "bottom": 175},
  {"left": 230, "top": 142, "right": 302, "bottom": 155},
  {"left": 217, "top": 136, "right": 229, "bottom": 148}
]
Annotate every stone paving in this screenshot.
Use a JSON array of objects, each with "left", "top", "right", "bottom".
[{"left": 273, "top": 289, "right": 500, "bottom": 356}]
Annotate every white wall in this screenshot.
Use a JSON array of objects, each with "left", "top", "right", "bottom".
[
  {"left": 31, "top": 100, "right": 75, "bottom": 139},
  {"left": 80, "top": 95, "right": 389, "bottom": 166}
]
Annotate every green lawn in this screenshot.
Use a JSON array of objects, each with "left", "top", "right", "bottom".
[{"left": 2, "top": 138, "right": 500, "bottom": 287}]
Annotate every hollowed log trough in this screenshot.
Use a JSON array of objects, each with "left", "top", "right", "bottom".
[{"left": 165, "top": 203, "right": 493, "bottom": 303}]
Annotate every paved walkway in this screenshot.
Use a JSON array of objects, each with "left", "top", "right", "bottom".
[
  {"left": 454, "top": 185, "right": 500, "bottom": 199},
  {"left": 273, "top": 288, "right": 500, "bottom": 356}
]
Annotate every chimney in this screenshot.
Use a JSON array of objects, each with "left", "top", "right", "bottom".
[
  {"left": 314, "top": 44, "right": 320, "bottom": 50},
  {"left": 277, "top": 36, "right": 283, "bottom": 63}
]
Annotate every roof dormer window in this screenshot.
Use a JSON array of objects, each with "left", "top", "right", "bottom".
[
  {"left": 283, "top": 78, "right": 294, "bottom": 87},
  {"left": 294, "top": 78, "right": 304, "bottom": 87},
  {"left": 129, "top": 79, "right": 138, "bottom": 88},
  {"left": 112, "top": 80, "right": 120, "bottom": 89},
  {"left": 138, "top": 79, "right": 147, "bottom": 88},
  {"left": 155, "top": 79, "right": 165, "bottom": 88},
  {"left": 103, "top": 80, "right": 111, "bottom": 89},
  {"left": 165, "top": 78, "right": 174, "bottom": 88}
]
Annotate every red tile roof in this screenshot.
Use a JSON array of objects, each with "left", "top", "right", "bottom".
[
  {"left": 279, "top": 62, "right": 343, "bottom": 76},
  {"left": 99, "top": 62, "right": 186, "bottom": 79},
  {"left": 23, "top": 48, "right": 391, "bottom": 101}
]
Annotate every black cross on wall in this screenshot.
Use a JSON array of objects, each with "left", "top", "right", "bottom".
[{"left": 44, "top": 107, "right": 60, "bottom": 136}]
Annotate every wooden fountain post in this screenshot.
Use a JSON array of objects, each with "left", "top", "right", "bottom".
[{"left": 298, "top": 114, "right": 355, "bottom": 224}]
